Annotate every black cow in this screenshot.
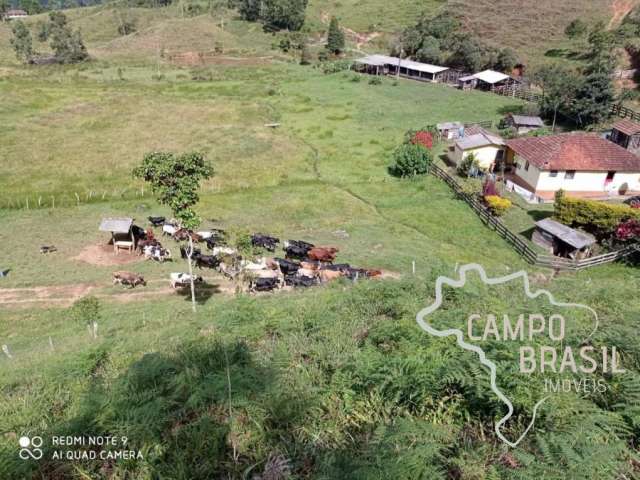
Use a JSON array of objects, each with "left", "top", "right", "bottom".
[
  {"left": 252, "top": 234, "right": 280, "bottom": 252},
  {"left": 0, "top": 269, "right": 10, "bottom": 278},
  {"left": 148, "top": 216, "right": 166, "bottom": 227},
  {"left": 193, "top": 254, "right": 220, "bottom": 269},
  {"left": 323, "top": 263, "right": 351, "bottom": 272},
  {"left": 131, "top": 225, "right": 147, "bottom": 240},
  {"left": 284, "top": 274, "right": 317, "bottom": 287},
  {"left": 180, "top": 246, "right": 202, "bottom": 259},
  {"left": 40, "top": 245, "right": 57, "bottom": 254},
  {"left": 274, "top": 257, "right": 301, "bottom": 275},
  {"left": 251, "top": 277, "right": 279, "bottom": 292},
  {"left": 283, "top": 240, "right": 314, "bottom": 260}
]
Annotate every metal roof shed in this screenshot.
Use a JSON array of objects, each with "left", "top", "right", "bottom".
[
  {"left": 99, "top": 218, "right": 135, "bottom": 254},
  {"left": 533, "top": 218, "right": 596, "bottom": 259}
]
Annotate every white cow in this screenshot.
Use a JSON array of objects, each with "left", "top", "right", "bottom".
[
  {"left": 212, "top": 246, "right": 237, "bottom": 256},
  {"left": 162, "top": 224, "right": 178, "bottom": 236},
  {"left": 170, "top": 272, "right": 203, "bottom": 289}
]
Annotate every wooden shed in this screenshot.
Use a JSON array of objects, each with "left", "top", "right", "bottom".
[
  {"left": 610, "top": 119, "right": 640, "bottom": 155},
  {"left": 504, "top": 114, "right": 544, "bottom": 135},
  {"left": 99, "top": 217, "right": 135, "bottom": 254},
  {"left": 532, "top": 218, "right": 596, "bottom": 259}
]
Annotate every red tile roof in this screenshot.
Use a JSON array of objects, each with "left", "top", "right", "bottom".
[
  {"left": 506, "top": 133, "right": 640, "bottom": 172},
  {"left": 613, "top": 119, "right": 640, "bottom": 136}
]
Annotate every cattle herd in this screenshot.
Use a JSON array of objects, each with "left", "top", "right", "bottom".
[{"left": 111, "top": 216, "right": 382, "bottom": 293}]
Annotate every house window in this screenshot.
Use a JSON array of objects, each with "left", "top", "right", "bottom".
[
  {"left": 565, "top": 170, "right": 576, "bottom": 179},
  {"left": 606, "top": 171, "right": 616, "bottom": 182},
  {"left": 524, "top": 161, "right": 530, "bottom": 171},
  {"left": 549, "top": 170, "right": 558, "bottom": 177}
]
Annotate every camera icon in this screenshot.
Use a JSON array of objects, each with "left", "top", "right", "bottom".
[{"left": 19, "top": 436, "right": 43, "bottom": 460}]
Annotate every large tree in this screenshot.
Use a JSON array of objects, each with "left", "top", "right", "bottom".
[
  {"left": 261, "top": 0, "right": 308, "bottom": 31},
  {"left": 534, "top": 63, "right": 579, "bottom": 131},
  {"left": 133, "top": 152, "right": 213, "bottom": 312},
  {"left": 10, "top": 21, "right": 34, "bottom": 63},
  {"left": 38, "top": 11, "right": 89, "bottom": 64},
  {"left": 326, "top": 16, "right": 345, "bottom": 55}
]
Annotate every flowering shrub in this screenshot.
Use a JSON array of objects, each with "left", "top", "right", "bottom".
[
  {"left": 485, "top": 195, "right": 512, "bottom": 216},
  {"left": 616, "top": 219, "right": 640, "bottom": 241},
  {"left": 482, "top": 179, "right": 499, "bottom": 197},
  {"left": 388, "top": 143, "right": 432, "bottom": 177},
  {"left": 411, "top": 131, "right": 434, "bottom": 149}
]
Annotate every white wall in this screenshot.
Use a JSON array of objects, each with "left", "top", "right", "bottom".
[
  {"left": 513, "top": 153, "right": 640, "bottom": 194},
  {"left": 454, "top": 144, "right": 503, "bottom": 170}
]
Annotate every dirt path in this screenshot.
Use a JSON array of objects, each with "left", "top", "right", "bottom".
[{"left": 609, "top": 0, "right": 638, "bottom": 29}]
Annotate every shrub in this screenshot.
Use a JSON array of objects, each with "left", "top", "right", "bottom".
[
  {"left": 554, "top": 195, "right": 640, "bottom": 237},
  {"left": 485, "top": 195, "right": 511, "bottom": 216},
  {"left": 616, "top": 219, "right": 640, "bottom": 242},
  {"left": 321, "top": 59, "right": 351, "bottom": 74},
  {"left": 457, "top": 153, "right": 480, "bottom": 177},
  {"left": 368, "top": 76, "right": 383, "bottom": 85},
  {"left": 388, "top": 143, "right": 432, "bottom": 177},
  {"left": 69, "top": 296, "right": 101, "bottom": 326}
]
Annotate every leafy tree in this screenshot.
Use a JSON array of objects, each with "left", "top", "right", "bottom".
[
  {"left": 388, "top": 143, "right": 432, "bottom": 177},
  {"left": 69, "top": 296, "right": 101, "bottom": 327},
  {"left": 115, "top": 9, "right": 137, "bottom": 36},
  {"left": 415, "top": 36, "right": 441, "bottom": 64},
  {"left": 0, "top": 0, "right": 9, "bottom": 17},
  {"left": 261, "top": 0, "right": 308, "bottom": 31},
  {"left": 534, "top": 63, "right": 579, "bottom": 131},
  {"left": 496, "top": 47, "right": 518, "bottom": 72},
  {"left": 133, "top": 152, "right": 213, "bottom": 311},
  {"left": 565, "top": 18, "right": 587, "bottom": 39},
  {"left": 18, "top": 0, "right": 43, "bottom": 14},
  {"left": 299, "top": 42, "right": 312, "bottom": 65},
  {"left": 326, "top": 16, "right": 345, "bottom": 55},
  {"left": 38, "top": 11, "right": 89, "bottom": 64},
  {"left": 10, "top": 21, "right": 34, "bottom": 63},
  {"left": 238, "top": 0, "right": 260, "bottom": 22}
]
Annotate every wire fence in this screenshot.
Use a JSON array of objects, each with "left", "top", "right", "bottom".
[
  {"left": 430, "top": 164, "right": 634, "bottom": 271},
  {"left": 0, "top": 187, "right": 148, "bottom": 210}
]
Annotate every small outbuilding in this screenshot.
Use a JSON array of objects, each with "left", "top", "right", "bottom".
[
  {"left": 437, "top": 121, "right": 464, "bottom": 140},
  {"left": 610, "top": 119, "right": 640, "bottom": 156},
  {"left": 532, "top": 218, "right": 596, "bottom": 259},
  {"left": 459, "top": 70, "right": 520, "bottom": 91},
  {"left": 504, "top": 114, "right": 544, "bottom": 135},
  {"left": 452, "top": 126, "right": 506, "bottom": 171},
  {"left": 3, "top": 9, "right": 28, "bottom": 20},
  {"left": 99, "top": 217, "right": 135, "bottom": 254}
]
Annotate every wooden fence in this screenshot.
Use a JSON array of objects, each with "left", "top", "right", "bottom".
[
  {"left": 430, "top": 164, "right": 634, "bottom": 270},
  {"left": 492, "top": 86, "right": 640, "bottom": 124}
]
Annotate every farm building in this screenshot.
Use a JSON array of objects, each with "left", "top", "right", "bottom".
[
  {"left": 437, "top": 121, "right": 464, "bottom": 140},
  {"left": 3, "top": 9, "right": 27, "bottom": 20},
  {"left": 505, "top": 133, "right": 640, "bottom": 200},
  {"left": 609, "top": 119, "right": 640, "bottom": 155},
  {"left": 504, "top": 114, "right": 544, "bottom": 134},
  {"left": 353, "top": 55, "right": 451, "bottom": 83},
  {"left": 452, "top": 126, "right": 506, "bottom": 171},
  {"left": 532, "top": 218, "right": 595, "bottom": 259},
  {"left": 99, "top": 217, "right": 135, "bottom": 254},
  {"left": 458, "top": 70, "right": 520, "bottom": 91}
]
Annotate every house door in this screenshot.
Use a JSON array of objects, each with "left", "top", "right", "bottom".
[{"left": 605, "top": 171, "right": 616, "bottom": 184}]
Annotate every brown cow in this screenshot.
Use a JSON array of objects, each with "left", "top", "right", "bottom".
[
  {"left": 319, "top": 269, "right": 344, "bottom": 283},
  {"left": 307, "top": 247, "right": 339, "bottom": 263},
  {"left": 112, "top": 271, "right": 146, "bottom": 288}
]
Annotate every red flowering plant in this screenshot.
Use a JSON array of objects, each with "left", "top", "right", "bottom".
[
  {"left": 615, "top": 219, "right": 640, "bottom": 242},
  {"left": 411, "top": 131, "right": 434, "bottom": 149}
]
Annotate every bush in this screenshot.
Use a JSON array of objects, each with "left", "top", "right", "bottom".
[
  {"left": 554, "top": 195, "right": 640, "bottom": 237},
  {"left": 457, "top": 153, "right": 479, "bottom": 177},
  {"left": 484, "top": 195, "right": 511, "bottom": 216},
  {"left": 69, "top": 296, "right": 101, "bottom": 326},
  {"left": 411, "top": 131, "right": 434, "bottom": 149},
  {"left": 321, "top": 59, "right": 351, "bottom": 74},
  {"left": 368, "top": 76, "right": 383, "bottom": 85},
  {"left": 388, "top": 143, "right": 432, "bottom": 177}
]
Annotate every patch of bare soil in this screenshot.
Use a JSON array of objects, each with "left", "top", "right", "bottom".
[
  {"left": 73, "top": 244, "right": 144, "bottom": 267},
  {"left": 609, "top": 0, "right": 639, "bottom": 29},
  {"left": 0, "top": 283, "right": 96, "bottom": 308},
  {"left": 169, "top": 51, "right": 273, "bottom": 66}
]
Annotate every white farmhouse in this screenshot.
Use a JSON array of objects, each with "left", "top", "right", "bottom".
[
  {"left": 506, "top": 133, "right": 640, "bottom": 200},
  {"left": 452, "top": 126, "right": 506, "bottom": 171}
]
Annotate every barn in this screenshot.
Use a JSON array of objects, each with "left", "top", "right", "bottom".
[
  {"left": 353, "top": 55, "right": 451, "bottom": 83},
  {"left": 458, "top": 70, "right": 520, "bottom": 91}
]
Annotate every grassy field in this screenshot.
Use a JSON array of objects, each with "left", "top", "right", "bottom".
[{"left": 1, "top": 5, "right": 640, "bottom": 480}]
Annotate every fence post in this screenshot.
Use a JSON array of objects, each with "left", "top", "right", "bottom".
[{"left": 75, "top": 192, "right": 80, "bottom": 206}]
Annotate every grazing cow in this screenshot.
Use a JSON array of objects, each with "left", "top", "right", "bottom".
[
  {"left": 319, "top": 269, "right": 345, "bottom": 283},
  {"left": 218, "top": 261, "right": 241, "bottom": 279},
  {"left": 250, "top": 277, "right": 279, "bottom": 292},
  {"left": 283, "top": 240, "right": 314, "bottom": 258},
  {"left": 0, "top": 269, "right": 10, "bottom": 278},
  {"left": 131, "top": 225, "right": 147, "bottom": 240},
  {"left": 193, "top": 254, "right": 220, "bottom": 269},
  {"left": 240, "top": 257, "right": 272, "bottom": 271},
  {"left": 179, "top": 245, "right": 202, "bottom": 259},
  {"left": 137, "top": 238, "right": 161, "bottom": 254},
  {"left": 212, "top": 246, "right": 237, "bottom": 256},
  {"left": 323, "top": 263, "right": 351, "bottom": 272},
  {"left": 148, "top": 216, "right": 166, "bottom": 227},
  {"left": 40, "top": 245, "right": 57, "bottom": 254},
  {"left": 296, "top": 268, "right": 318, "bottom": 278},
  {"left": 144, "top": 245, "right": 172, "bottom": 262},
  {"left": 251, "top": 234, "right": 280, "bottom": 252},
  {"left": 170, "top": 272, "right": 204, "bottom": 289},
  {"left": 274, "top": 258, "right": 300, "bottom": 275},
  {"left": 344, "top": 268, "right": 382, "bottom": 280},
  {"left": 284, "top": 274, "right": 317, "bottom": 287},
  {"left": 163, "top": 224, "right": 178, "bottom": 236},
  {"left": 307, "top": 247, "right": 339, "bottom": 263},
  {"left": 112, "top": 271, "right": 146, "bottom": 288}
]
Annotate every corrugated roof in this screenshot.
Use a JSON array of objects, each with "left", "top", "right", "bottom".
[
  {"left": 535, "top": 218, "right": 595, "bottom": 249},
  {"left": 456, "top": 127, "right": 505, "bottom": 149},
  {"left": 510, "top": 115, "right": 544, "bottom": 127},
  {"left": 355, "top": 54, "right": 449, "bottom": 74},
  {"left": 613, "top": 119, "right": 640, "bottom": 136},
  {"left": 99, "top": 218, "right": 133, "bottom": 233},
  {"left": 473, "top": 70, "right": 510, "bottom": 84},
  {"left": 437, "top": 121, "right": 463, "bottom": 130},
  {"left": 507, "top": 133, "right": 640, "bottom": 171}
]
